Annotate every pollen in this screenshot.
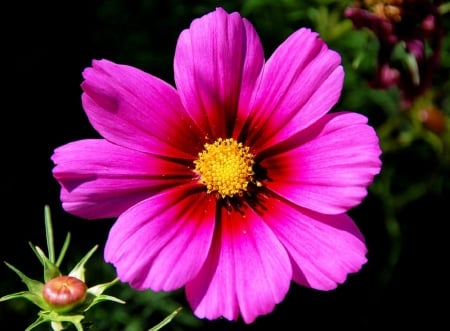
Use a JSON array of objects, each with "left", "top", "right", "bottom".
[{"left": 194, "top": 138, "right": 255, "bottom": 198}]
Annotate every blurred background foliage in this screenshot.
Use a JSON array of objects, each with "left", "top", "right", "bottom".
[{"left": 2, "top": 0, "right": 449, "bottom": 330}]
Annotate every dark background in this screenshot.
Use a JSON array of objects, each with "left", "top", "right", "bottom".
[{"left": 2, "top": 1, "right": 449, "bottom": 330}]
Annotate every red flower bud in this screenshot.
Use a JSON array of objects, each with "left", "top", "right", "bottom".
[
  {"left": 43, "top": 276, "right": 87, "bottom": 312},
  {"left": 418, "top": 107, "right": 447, "bottom": 134}
]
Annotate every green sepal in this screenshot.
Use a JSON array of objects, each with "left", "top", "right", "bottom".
[
  {"left": 68, "top": 245, "right": 98, "bottom": 282},
  {"left": 0, "top": 291, "right": 47, "bottom": 310},
  {"left": 55, "top": 232, "right": 71, "bottom": 267},
  {"left": 82, "top": 278, "right": 126, "bottom": 311},
  {"left": 29, "top": 244, "right": 61, "bottom": 282},
  {"left": 26, "top": 311, "right": 85, "bottom": 331},
  {"left": 85, "top": 293, "right": 126, "bottom": 311},
  {"left": 1, "top": 262, "right": 49, "bottom": 310},
  {"left": 86, "top": 277, "right": 121, "bottom": 297},
  {"left": 148, "top": 307, "right": 182, "bottom": 331},
  {"left": 25, "top": 315, "right": 50, "bottom": 331}
]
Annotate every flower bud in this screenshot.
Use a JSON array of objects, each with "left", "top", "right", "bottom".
[
  {"left": 43, "top": 275, "right": 87, "bottom": 312},
  {"left": 418, "top": 107, "right": 447, "bottom": 134}
]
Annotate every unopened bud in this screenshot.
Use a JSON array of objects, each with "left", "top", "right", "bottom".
[
  {"left": 418, "top": 107, "right": 447, "bottom": 134},
  {"left": 43, "top": 276, "right": 87, "bottom": 312}
]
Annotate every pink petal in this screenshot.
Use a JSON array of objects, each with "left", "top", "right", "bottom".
[
  {"left": 262, "top": 195, "right": 367, "bottom": 290},
  {"left": 261, "top": 112, "right": 382, "bottom": 214},
  {"left": 174, "top": 7, "right": 264, "bottom": 139},
  {"left": 51, "top": 139, "right": 192, "bottom": 219},
  {"left": 247, "top": 28, "right": 343, "bottom": 152},
  {"left": 104, "top": 186, "right": 216, "bottom": 291},
  {"left": 81, "top": 59, "right": 204, "bottom": 159},
  {"left": 186, "top": 203, "right": 291, "bottom": 323}
]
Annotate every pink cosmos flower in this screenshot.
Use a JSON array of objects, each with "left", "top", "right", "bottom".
[{"left": 52, "top": 7, "right": 382, "bottom": 323}]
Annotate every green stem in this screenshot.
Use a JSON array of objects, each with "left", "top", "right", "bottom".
[
  {"left": 50, "top": 321, "right": 65, "bottom": 331},
  {"left": 379, "top": 209, "right": 402, "bottom": 286}
]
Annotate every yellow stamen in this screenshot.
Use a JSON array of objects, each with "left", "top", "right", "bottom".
[{"left": 194, "top": 138, "right": 255, "bottom": 198}]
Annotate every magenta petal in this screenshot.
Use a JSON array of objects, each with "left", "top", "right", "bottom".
[
  {"left": 248, "top": 28, "right": 343, "bottom": 151},
  {"left": 262, "top": 112, "right": 382, "bottom": 214},
  {"left": 186, "top": 204, "right": 291, "bottom": 323},
  {"left": 81, "top": 59, "right": 203, "bottom": 158},
  {"left": 51, "top": 139, "right": 192, "bottom": 219},
  {"left": 104, "top": 186, "right": 216, "bottom": 291},
  {"left": 174, "top": 7, "right": 264, "bottom": 139},
  {"left": 263, "top": 197, "right": 367, "bottom": 290}
]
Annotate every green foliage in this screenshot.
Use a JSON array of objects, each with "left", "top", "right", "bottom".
[{"left": 1, "top": 206, "right": 125, "bottom": 331}]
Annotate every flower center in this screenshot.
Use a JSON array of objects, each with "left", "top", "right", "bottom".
[{"left": 194, "top": 138, "right": 255, "bottom": 198}]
